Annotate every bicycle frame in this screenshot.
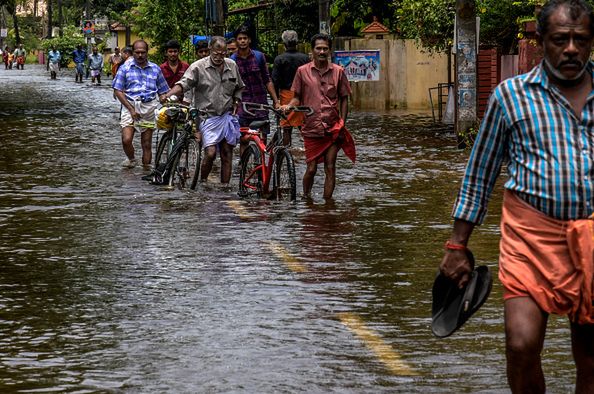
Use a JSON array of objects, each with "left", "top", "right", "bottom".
[
  {"left": 239, "top": 102, "right": 312, "bottom": 199},
  {"left": 151, "top": 103, "right": 200, "bottom": 187}
]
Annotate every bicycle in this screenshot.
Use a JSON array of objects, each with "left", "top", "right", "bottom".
[
  {"left": 238, "top": 102, "right": 312, "bottom": 201},
  {"left": 150, "top": 102, "right": 202, "bottom": 189}
]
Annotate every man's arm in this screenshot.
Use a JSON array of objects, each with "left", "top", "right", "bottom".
[
  {"left": 439, "top": 219, "right": 476, "bottom": 289},
  {"left": 114, "top": 89, "right": 139, "bottom": 120},
  {"left": 266, "top": 81, "right": 279, "bottom": 108},
  {"left": 339, "top": 95, "right": 348, "bottom": 122}
]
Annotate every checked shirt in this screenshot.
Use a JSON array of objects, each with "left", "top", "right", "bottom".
[
  {"left": 453, "top": 61, "right": 594, "bottom": 224},
  {"left": 112, "top": 59, "right": 169, "bottom": 102}
]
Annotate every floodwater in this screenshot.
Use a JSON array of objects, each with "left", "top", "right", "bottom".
[{"left": 0, "top": 65, "right": 578, "bottom": 393}]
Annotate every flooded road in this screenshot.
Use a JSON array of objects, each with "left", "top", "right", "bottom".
[{"left": 0, "top": 65, "right": 578, "bottom": 392}]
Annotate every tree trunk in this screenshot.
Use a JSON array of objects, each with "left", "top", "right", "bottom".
[
  {"left": 47, "top": 0, "right": 53, "bottom": 38},
  {"left": 57, "top": 0, "right": 62, "bottom": 37},
  {"left": 33, "top": 0, "right": 38, "bottom": 17},
  {"left": 11, "top": 6, "right": 20, "bottom": 45}
]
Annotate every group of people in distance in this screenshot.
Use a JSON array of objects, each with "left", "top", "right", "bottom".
[
  {"left": 2, "top": 44, "right": 27, "bottom": 70},
  {"left": 112, "top": 27, "right": 355, "bottom": 200}
]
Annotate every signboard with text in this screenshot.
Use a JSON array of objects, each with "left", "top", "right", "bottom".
[{"left": 334, "top": 50, "right": 380, "bottom": 82}]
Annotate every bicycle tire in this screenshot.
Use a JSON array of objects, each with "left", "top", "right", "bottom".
[
  {"left": 274, "top": 148, "right": 297, "bottom": 201},
  {"left": 238, "top": 142, "right": 263, "bottom": 198},
  {"left": 176, "top": 138, "right": 200, "bottom": 190},
  {"left": 154, "top": 131, "right": 173, "bottom": 170},
  {"left": 190, "top": 140, "right": 203, "bottom": 190}
]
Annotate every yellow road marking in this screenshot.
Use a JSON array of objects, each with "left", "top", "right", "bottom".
[
  {"left": 337, "top": 312, "right": 418, "bottom": 376},
  {"left": 227, "top": 200, "right": 251, "bottom": 220},
  {"left": 266, "top": 241, "right": 308, "bottom": 273}
]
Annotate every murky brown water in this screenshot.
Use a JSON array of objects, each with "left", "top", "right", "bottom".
[{"left": 0, "top": 65, "right": 577, "bottom": 392}]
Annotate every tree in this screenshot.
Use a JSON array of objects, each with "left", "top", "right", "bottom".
[
  {"left": 396, "top": 0, "right": 455, "bottom": 53},
  {"left": 130, "top": 0, "right": 204, "bottom": 56}
]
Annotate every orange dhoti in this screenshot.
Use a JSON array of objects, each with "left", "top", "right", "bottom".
[
  {"left": 303, "top": 119, "right": 356, "bottom": 164},
  {"left": 279, "top": 89, "right": 304, "bottom": 128},
  {"left": 499, "top": 190, "right": 594, "bottom": 324}
]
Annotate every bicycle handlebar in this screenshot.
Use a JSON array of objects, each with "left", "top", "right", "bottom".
[{"left": 241, "top": 102, "right": 314, "bottom": 117}]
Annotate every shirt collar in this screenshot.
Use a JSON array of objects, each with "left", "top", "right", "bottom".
[{"left": 529, "top": 60, "right": 594, "bottom": 91}]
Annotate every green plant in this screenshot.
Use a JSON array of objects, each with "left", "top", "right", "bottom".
[{"left": 41, "top": 26, "right": 86, "bottom": 68}]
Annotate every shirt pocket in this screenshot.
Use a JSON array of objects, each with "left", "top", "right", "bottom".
[{"left": 222, "top": 77, "right": 238, "bottom": 96}]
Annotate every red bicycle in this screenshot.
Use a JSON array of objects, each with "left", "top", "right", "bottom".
[{"left": 238, "top": 102, "right": 312, "bottom": 201}]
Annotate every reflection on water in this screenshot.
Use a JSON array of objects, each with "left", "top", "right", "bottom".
[{"left": 0, "top": 65, "right": 576, "bottom": 392}]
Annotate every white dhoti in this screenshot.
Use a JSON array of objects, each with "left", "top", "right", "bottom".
[{"left": 200, "top": 113, "right": 241, "bottom": 148}]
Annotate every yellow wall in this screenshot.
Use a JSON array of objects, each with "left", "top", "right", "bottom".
[{"left": 345, "top": 38, "right": 450, "bottom": 110}]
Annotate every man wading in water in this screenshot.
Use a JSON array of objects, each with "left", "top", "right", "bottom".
[{"left": 440, "top": 1, "right": 594, "bottom": 392}]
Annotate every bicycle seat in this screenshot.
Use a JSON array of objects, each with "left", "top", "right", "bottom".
[{"left": 249, "top": 120, "right": 269, "bottom": 129}]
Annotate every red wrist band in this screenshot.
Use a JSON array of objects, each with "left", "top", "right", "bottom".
[{"left": 444, "top": 240, "right": 467, "bottom": 251}]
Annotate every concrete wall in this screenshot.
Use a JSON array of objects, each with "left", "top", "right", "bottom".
[{"left": 344, "top": 38, "right": 449, "bottom": 110}]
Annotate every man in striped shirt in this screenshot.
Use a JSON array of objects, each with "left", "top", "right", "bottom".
[
  {"left": 112, "top": 40, "right": 169, "bottom": 169},
  {"left": 440, "top": 1, "right": 594, "bottom": 392}
]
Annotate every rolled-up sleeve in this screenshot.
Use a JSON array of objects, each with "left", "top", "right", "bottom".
[{"left": 452, "top": 92, "right": 509, "bottom": 224}]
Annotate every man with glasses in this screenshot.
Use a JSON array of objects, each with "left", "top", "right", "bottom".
[{"left": 164, "top": 36, "right": 245, "bottom": 186}]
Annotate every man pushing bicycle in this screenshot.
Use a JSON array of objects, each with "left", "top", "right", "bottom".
[{"left": 163, "top": 36, "right": 245, "bottom": 186}]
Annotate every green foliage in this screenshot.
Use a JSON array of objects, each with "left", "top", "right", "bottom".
[
  {"left": 396, "top": 0, "right": 455, "bottom": 53},
  {"left": 41, "top": 26, "right": 86, "bottom": 67},
  {"left": 330, "top": 0, "right": 397, "bottom": 37},
  {"left": 131, "top": 0, "right": 204, "bottom": 58},
  {"left": 477, "top": 0, "right": 536, "bottom": 53}
]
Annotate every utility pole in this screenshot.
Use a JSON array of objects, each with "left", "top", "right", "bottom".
[
  {"left": 455, "top": 0, "right": 477, "bottom": 146},
  {"left": 58, "top": 0, "right": 62, "bottom": 37},
  {"left": 318, "top": 0, "right": 330, "bottom": 34},
  {"left": 214, "top": 0, "right": 225, "bottom": 36}
]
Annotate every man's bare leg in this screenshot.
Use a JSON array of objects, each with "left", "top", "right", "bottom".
[
  {"left": 571, "top": 321, "right": 594, "bottom": 393},
  {"left": 200, "top": 145, "right": 217, "bottom": 182},
  {"left": 121, "top": 126, "right": 136, "bottom": 160},
  {"left": 504, "top": 297, "right": 548, "bottom": 394},
  {"left": 220, "top": 141, "right": 233, "bottom": 184},
  {"left": 303, "top": 160, "right": 317, "bottom": 197},
  {"left": 140, "top": 129, "right": 153, "bottom": 166},
  {"left": 323, "top": 143, "right": 340, "bottom": 200}
]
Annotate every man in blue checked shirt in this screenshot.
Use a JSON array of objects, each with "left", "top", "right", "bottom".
[
  {"left": 440, "top": 1, "right": 594, "bottom": 392},
  {"left": 112, "top": 39, "right": 169, "bottom": 169}
]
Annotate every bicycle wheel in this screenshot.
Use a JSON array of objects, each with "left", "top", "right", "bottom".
[
  {"left": 239, "top": 142, "right": 263, "bottom": 198},
  {"left": 190, "top": 140, "right": 203, "bottom": 190},
  {"left": 154, "top": 131, "right": 173, "bottom": 171},
  {"left": 175, "top": 138, "right": 200, "bottom": 190},
  {"left": 274, "top": 148, "right": 297, "bottom": 201}
]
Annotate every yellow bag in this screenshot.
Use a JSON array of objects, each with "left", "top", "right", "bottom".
[{"left": 156, "top": 107, "right": 174, "bottom": 129}]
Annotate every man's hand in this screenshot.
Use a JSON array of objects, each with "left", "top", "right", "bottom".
[
  {"left": 279, "top": 105, "right": 291, "bottom": 114},
  {"left": 130, "top": 108, "right": 141, "bottom": 121},
  {"left": 194, "top": 131, "right": 202, "bottom": 144},
  {"left": 439, "top": 249, "right": 473, "bottom": 289}
]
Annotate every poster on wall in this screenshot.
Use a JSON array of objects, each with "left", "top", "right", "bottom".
[
  {"left": 334, "top": 50, "right": 380, "bottom": 82},
  {"left": 82, "top": 20, "right": 95, "bottom": 35}
]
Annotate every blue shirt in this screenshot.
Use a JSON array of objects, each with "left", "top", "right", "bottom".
[
  {"left": 111, "top": 59, "right": 169, "bottom": 102},
  {"left": 48, "top": 50, "right": 60, "bottom": 64},
  {"left": 453, "top": 61, "right": 594, "bottom": 223},
  {"left": 72, "top": 49, "right": 86, "bottom": 64},
  {"left": 88, "top": 53, "right": 103, "bottom": 70}
]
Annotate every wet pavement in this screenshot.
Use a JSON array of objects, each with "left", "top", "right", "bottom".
[{"left": 0, "top": 65, "right": 579, "bottom": 392}]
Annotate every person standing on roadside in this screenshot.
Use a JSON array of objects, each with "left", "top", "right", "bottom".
[
  {"left": 231, "top": 26, "right": 279, "bottom": 152},
  {"left": 281, "top": 33, "right": 355, "bottom": 200},
  {"left": 47, "top": 46, "right": 61, "bottom": 80},
  {"left": 13, "top": 44, "right": 26, "bottom": 70},
  {"left": 73, "top": 44, "right": 87, "bottom": 83},
  {"left": 88, "top": 46, "right": 104, "bottom": 85},
  {"left": 108, "top": 47, "right": 122, "bottom": 78},
  {"left": 272, "top": 30, "right": 310, "bottom": 146},
  {"left": 3, "top": 46, "right": 11, "bottom": 70},
  {"left": 439, "top": 1, "right": 594, "bottom": 393},
  {"left": 112, "top": 40, "right": 169, "bottom": 169},
  {"left": 163, "top": 36, "right": 244, "bottom": 186},
  {"left": 159, "top": 40, "right": 189, "bottom": 89}
]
